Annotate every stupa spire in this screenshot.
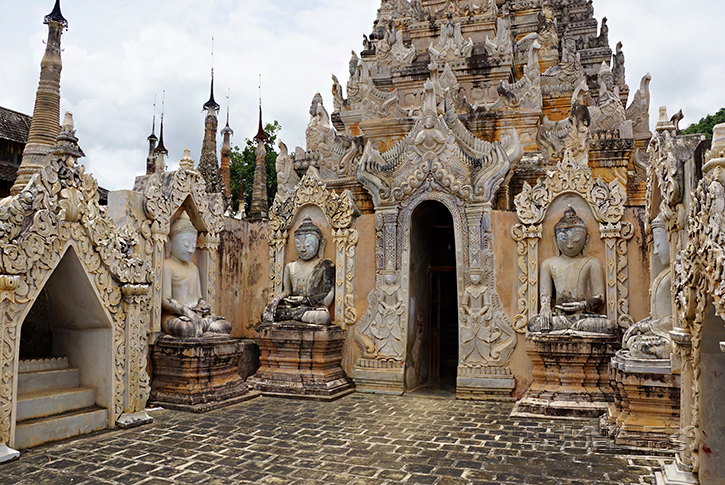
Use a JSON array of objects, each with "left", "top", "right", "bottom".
[
  {"left": 146, "top": 95, "right": 158, "bottom": 174},
  {"left": 220, "top": 89, "right": 233, "bottom": 198},
  {"left": 248, "top": 75, "right": 269, "bottom": 221},
  {"left": 197, "top": 37, "right": 225, "bottom": 195},
  {"left": 152, "top": 91, "right": 167, "bottom": 173},
  {"left": 11, "top": 0, "right": 67, "bottom": 195}
]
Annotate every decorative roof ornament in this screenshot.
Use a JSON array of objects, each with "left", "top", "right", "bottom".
[
  {"left": 44, "top": 0, "right": 68, "bottom": 28},
  {"left": 202, "top": 37, "right": 220, "bottom": 112},
  {"left": 154, "top": 91, "right": 168, "bottom": 155}
]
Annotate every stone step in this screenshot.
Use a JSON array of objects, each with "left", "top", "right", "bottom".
[
  {"left": 16, "top": 387, "right": 97, "bottom": 422},
  {"left": 17, "top": 368, "right": 80, "bottom": 395},
  {"left": 14, "top": 407, "right": 108, "bottom": 450}
]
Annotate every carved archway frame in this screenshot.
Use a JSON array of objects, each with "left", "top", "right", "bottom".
[
  {"left": 671, "top": 146, "right": 725, "bottom": 477},
  {"left": 512, "top": 149, "right": 634, "bottom": 333},
  {"left": 267, "top": 166, "right": 360, "bottom": 329},
  {"left": 0, "top": 152, "right": 153, "bottom": 452},
  {"left": 139, "top": 169, "right": 225, "bottom": 337}
]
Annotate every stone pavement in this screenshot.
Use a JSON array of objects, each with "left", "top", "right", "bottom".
[{"left": 1, "top": 393, "right": 670, "bottom": 484}]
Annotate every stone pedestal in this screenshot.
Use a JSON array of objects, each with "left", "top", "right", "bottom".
[
  {"left": 600, "top": 350, "right": 680, "bottom": 451},
  {"left": 248, "top": 322, "right": 354, "bottom": 400},
  {"left": 512, "top": 334, "right": 618, "bottom": 418},
  {"left": 456, "top": 366, "right": 516, "bottom": 400},
  {"left": 150, "top": 335, "right": 258, "bottom": 412}
]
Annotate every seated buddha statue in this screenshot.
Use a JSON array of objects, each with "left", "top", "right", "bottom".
[
  {"left": 161, "top": 212, "right": 232, "bottom": 338},
  {"left": 262, "top": 217, "right": 335, "bottom": 325},
  {"left": 528, "top": 206, "right": 617, "bottom": 336},
  {"left": 622, "top": 213, "right": 673, "bottom": 359}
]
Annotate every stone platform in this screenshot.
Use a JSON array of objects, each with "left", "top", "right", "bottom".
[
  {"left": 512, "top": 333, "right": 619, "bottom": 418},
  {"left": 149, "top": 335, "right": 258, "bottom": 413},
  {"left": 600, "top": 350, "right": 680, "bottom": 450},
  {"left": 0, "top": 394, "right": 666, "bottom": 484},
  {"left": 248, "top": 321, "right": 354, "bottom": 400}
]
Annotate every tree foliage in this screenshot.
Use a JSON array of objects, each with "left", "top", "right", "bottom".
[
  {"left": 682, "top": 107, "right": 725, "bottom": 139},
  {"left": 229, "top": 120, "right": 280, "bottom": 214}
]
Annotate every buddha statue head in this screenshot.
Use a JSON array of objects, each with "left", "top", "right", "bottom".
[
  {"left": 293, "top": 216, "right": 324, "bottom": 261},
  {"left": 169, "top": 212, "right": 198, "bottom": 262},
  {"left": 651, "top": 213, "right": 669, "bottom": 267},
  {"left": 470, "top": 272, "right": 482, "bottom": 286},
  {"left": 554, "top": 206, "right": 589, "bottom": 258}
]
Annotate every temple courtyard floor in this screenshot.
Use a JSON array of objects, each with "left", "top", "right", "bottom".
[{"left": 2, "top": 392, "right": 671, "bottom": 484}]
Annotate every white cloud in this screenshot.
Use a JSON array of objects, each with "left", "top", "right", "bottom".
[{"left": 1, "top": 0, "right": 723, "bottom": 190}]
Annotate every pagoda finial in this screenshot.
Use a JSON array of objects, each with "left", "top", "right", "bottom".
[
  {"left": 222, "top": 88, "right": 233, "bottom": 135},
  {"left": 155, "top": 91, "right": 168, "bottom": 155},
  {"left": 148, "top": 94, "right": 158, "bottom": 142},
  {"left": 253, "top": 75, "right": 268, "bottom": 143},
  {"left": 45, "top": 0, "right": 68, "bottom": 28},
  {"left": 203, "top": 36, "right": 220, "bottom": 112}
]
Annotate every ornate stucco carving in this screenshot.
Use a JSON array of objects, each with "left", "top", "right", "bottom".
[
  {"left": 267, "top": 166, "right": 359, "bottom": 330},
  {"left": 512, "top": 149, "right": 633, "bottom": 333},
  {"left": 484, "top": 5, "right": 513, "bottom": 60},
  {"left": 0, "top": 115, "right": 153, "bottom": 449},
  {"left": 481, "top": 40, "right": 541, "bottom": 113},
  {"left": 354, "top": 68, "right": 522, "bottom": 382},
  {"left": 429, "top": 17, "right": 474, "bottom": 61},
  {"left": 536, "top": 80, "right": 590, "bottom": 164},
  {"left": 670, "top": 125, "right": 725, "bottom": 476}
]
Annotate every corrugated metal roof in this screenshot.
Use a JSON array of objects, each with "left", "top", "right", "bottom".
[{"left": 0, "top": 106, "right": 32, "bottom": 144}]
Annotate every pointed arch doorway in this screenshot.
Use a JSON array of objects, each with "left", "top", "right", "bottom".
[{"left": 406, "top": 200, "right": 458, "bottom": 393}]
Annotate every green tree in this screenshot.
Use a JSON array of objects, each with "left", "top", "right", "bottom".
[
  {"left": 229, "top": 120, "right": 281, "bottom": 214},
  {"left": 682, "top": 107, "right": 725, "bottom": 139}
]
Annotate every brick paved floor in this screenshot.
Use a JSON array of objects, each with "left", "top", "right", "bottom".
[{"left": 1, "top": 393, "right": 669, "bottom": 484}]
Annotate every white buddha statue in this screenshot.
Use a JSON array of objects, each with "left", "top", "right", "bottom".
[
  {"left": 622, "top": 213, "right": 673, "bottom": 359},
  {"left": 161, "top": 212, "right": 232, "bottom": 338},
  {"left": 528, "top": 206, "right": 617, "bottom": 336},
  {"left": 262, "top": 217, "right": 335, "bottom": 325}
]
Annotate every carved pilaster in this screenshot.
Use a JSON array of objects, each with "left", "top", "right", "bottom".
[{"left": 120, "top": 284, "right": 152, "bottom": 416}]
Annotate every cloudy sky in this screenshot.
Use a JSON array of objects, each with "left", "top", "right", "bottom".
[{"left": 1, "top": 0, "right": 723, "bottom": 191}]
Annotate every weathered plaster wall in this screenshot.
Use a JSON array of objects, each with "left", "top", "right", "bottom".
[{"left": 217, "top": 218, "right": 270, "bottom": 339}]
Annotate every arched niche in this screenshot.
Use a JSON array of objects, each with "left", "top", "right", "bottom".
[
  {"left": 267, "top": 166, "right": 360, "bottom": 329},
  {"left": 512, "top": 149, "right": 633, "bottom": 331}
]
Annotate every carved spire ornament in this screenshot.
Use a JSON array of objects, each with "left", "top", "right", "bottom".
[{"left": 11, "top": 0, "right": 67, "bottom": 195}]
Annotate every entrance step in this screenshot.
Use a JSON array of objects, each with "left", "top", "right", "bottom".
[
  {"left": 16, "top": 387, "right": 97, "bottom": 422},
  {"left": 17, "top": 367, "right": 80, "bottom": 394},
  {"left": 14, "top": 407, "right": 108, "bottom": 450}
]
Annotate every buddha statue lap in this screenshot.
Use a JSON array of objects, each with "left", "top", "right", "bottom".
[
  {"left": 622, "top": 214, "right": 673, "bottom": 359},
  {"left": 161, "top": 213, "right": 232, "bottom": 339},
  {"left": 528, "top": 206, "right": 617, "bottom": 336},
  {"left": 262, "top": 217, "right": 335, "bottom": 325}
]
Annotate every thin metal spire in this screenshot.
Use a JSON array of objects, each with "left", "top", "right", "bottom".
[
  {"left": 203, "top": 36, "right": 220, "bottom": 111},
  {"left": 149, "top": 94, "right": 157, "bottom": 139},
  {"left": 155, "top": 90, "right": 168, "bottom": 154}
]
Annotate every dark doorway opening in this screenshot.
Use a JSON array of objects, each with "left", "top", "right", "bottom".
[{"left": 408, "top": 201, "right": 458, "bottom": 395}]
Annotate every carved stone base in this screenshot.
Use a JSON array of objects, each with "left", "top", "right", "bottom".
[
  {"left": 456, "top": 366, "right": 516, "bottom": 400},
  {"left": 353, "top": 359, "right": 405, "bottom": 395},
  {"left": 0, "top": 444, "right": 20, "bottom": 464},
  {"left": 248, "top": 322, "right": 354, "bottom": 401},
  {"left": 117, "top": 411, "right": 153, "bottom": 429},
  {"left": 600, "top": 350, "right": 680, "bottom": 451},
  {"left": 654, "top": 461, "right": 699, "bottom": 485},
  {"left": 512, "top": 333, "right": 618, "bottom": 418},
  {"left": 150, "top": 335, "right": 258, "bottom": 413}
]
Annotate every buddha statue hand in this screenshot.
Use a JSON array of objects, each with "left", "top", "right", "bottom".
[
  {"left": 539, "top": 295, "right": 553, "bottom": 332},
  {"left": 192, "top": 299, "right": 211, "bottom": 317},
  {"left": 555, "top": 300, "right": 587, "bottom": 313},
  {"left": 164, "top": 297, "right": 205, "bottom": 338}
]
